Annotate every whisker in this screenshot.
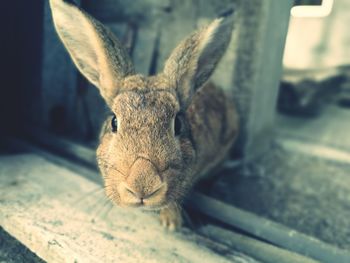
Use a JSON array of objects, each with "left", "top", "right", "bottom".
[
  {"left": 85, "top": 192, "right": 109, "bottom": 217},
  {"left": 102, "top": 201, "right": 115, "bottom": 221},
  {"left": 93, "top": 197, "right": 112, "bottom": 220},
  {"left": 70, "top": 186, "right": 105, "bottom": 208}
]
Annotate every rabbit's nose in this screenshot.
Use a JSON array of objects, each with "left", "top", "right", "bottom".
[
  {"left": 124, "top": 184, "right": 165, "bottom": 202},
  {"left": 124, "top": 157, "right": 165, "bottom": 203}
]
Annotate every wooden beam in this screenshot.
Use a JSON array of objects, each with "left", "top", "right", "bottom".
[
  {"left": 0, "top": 152, "right": 254, "bottom": 263},
  {"left": 9, "top": 129, "right": 350, "bottom": 263},
  {"left": 199, "top": 225, "right": 318, "bottom": 263},
  {"left": 189, "top": 193, "right": 350, "bottom": 263}
]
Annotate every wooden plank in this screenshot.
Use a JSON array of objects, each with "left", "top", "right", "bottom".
[
  {"left": 8, "top": 130, "right": 350, "bottom": 263},
  {"left": 189, "top": 193, "right": 350, "bottom": 263},
  {"left": 2, "top": 136, "right": 103, "bottom": 186},
  {"left": 0, "top": 153, "right": 256, "bottom": 263},
  {"left": 276, "top": 136, "right": 350, "bottom": 164},
  {"left": 23, "top": 127, "right": 97, "bottom": 168},
  {"left": 199, "top": 225, "right": 318, "bottom": 263}
]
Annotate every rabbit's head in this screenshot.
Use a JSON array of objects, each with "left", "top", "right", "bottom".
[{"left": 50, "top": 0, "right": 234, "bottom": 209}]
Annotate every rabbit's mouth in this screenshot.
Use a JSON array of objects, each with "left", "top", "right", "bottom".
[
  {"left": 118, "top": 200, "right": 168, "bottom": 211},
  {"left": 115, "top": 182, "right": 168, "bottom": 209}
]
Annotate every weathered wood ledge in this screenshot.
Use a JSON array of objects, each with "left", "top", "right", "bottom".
[{"left": 0, "top": 153, "right": 256, "bottom": 263}]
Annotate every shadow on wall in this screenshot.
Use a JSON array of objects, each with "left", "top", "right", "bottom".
[{"left": 0, "top": 1, "right": 44, "bottom": 132}]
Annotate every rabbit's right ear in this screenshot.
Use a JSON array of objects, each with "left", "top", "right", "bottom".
[
  {"left": 49, "top": 0, "right": 135, "bottom": 104},
  {"left": 163, "top": 12, "right": 234, "bottom": 107}
]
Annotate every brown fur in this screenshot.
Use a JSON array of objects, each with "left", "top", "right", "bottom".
[{"left": 50, "top": 0, "right": 238, "bottom": 230}]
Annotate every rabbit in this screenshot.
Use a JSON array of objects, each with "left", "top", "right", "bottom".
[{"left": 49, "top": 0, "right": 238, "bottom": 230}]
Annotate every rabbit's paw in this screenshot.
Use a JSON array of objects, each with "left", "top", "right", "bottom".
[{"left": 160, "top": 203, "right": 182, "bottom": 231}]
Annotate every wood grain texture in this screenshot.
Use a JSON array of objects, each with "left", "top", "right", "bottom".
[{"left": 0, "top": 153, "right": 257, "bottom": 263}]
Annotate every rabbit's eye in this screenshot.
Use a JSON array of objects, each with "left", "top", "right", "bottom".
[
  {"left": 174, "top": 114, "right": 183, "bottom": 136},
  {"left": 111, "top": 115, "right": 118, "bottom": 132}
]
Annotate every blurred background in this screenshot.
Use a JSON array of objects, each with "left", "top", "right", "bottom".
[{"left": 1, "top": 0, "right": 350, "bottom": 262}]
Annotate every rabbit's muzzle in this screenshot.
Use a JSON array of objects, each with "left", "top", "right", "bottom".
[{"left": 117, "top": 157, "right": 168, "bottom": 208}]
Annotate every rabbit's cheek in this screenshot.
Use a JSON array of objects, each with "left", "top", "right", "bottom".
[
  {"left": 179, "top": 138, "right": 196, "bottom": 166},
  {"left": 159, "top": 168, "right": 189, "bottom": 203},
  {"left": 102, "top": 177, "right": 121, "bottom": 205}
]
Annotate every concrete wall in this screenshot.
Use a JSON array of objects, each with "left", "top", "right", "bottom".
[{"left": 230, "top": 0, "right": 293, "bottom": 157}]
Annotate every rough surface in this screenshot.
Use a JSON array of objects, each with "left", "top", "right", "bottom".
[
  {"left": 210, "top": 103, "right": 350, "bottom": 251},
  {"left": 277, "top": 105, "right": 350, "bottom": 152},
  {"left": 212, "top": 144, "right": 350, "bottom": 250},
  {"left": 0, "top": 153, "right": 256, "bottom": 263}
]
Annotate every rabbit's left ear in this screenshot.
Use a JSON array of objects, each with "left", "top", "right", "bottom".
[
  {"left": 49, "top": 0, "right": 135, "bottom": 104},
  {"left": 163, "top": 12, "right": 234, "bottom": 106}
]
